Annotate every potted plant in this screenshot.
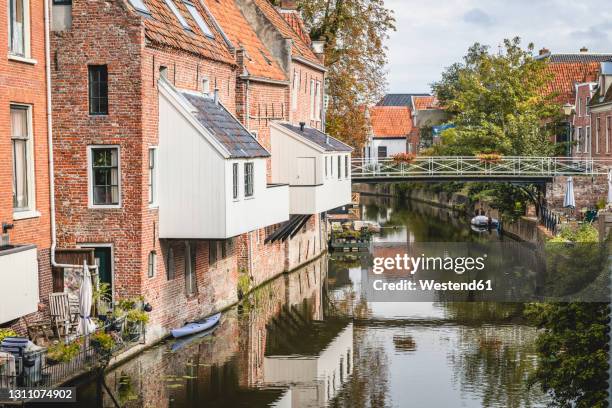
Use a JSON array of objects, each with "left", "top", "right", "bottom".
[
  {"left": 90, "top": 331, "right": 116, "bottom": 354},
  {"left": 46, "top": 340, "right": 81, "bottom": 365},
  {"left": 476, "top": 152, "right": 502, "bottom": 164},
  {"left": 391, "top": 152, "right": 416, "bottom": 164}
]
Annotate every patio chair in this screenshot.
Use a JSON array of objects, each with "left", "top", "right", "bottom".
[{"left": 48, "top": 293, "right": 79, "bottom": 340}]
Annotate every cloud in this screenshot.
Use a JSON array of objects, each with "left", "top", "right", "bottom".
[
  {"left": 570, "top": 22, "right": 612, "bottom": 40},
  {"left": 463, "top": 8, "right": 493, "bottom": 26}
]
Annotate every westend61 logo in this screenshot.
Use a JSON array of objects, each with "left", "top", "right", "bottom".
[{"left": 372, "top": 253, "right": 487, "bottom": 275}]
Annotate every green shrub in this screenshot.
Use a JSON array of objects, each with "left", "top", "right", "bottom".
[
  {"left": 90, "top": 331, "right": 115, "bottom": 352},
  {"left": 0, "top": 329, "right": 17, "bottom": 343},
  {"left": 47, "top": 340, "right": 81, "bottom": 363}
]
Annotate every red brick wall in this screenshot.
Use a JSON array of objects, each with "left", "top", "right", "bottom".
[
  {"left": 290, "top": 61, "right": 324, "bottom": 130},
  {"left": 591, "top": 107, "right": 612, "bottom": 158},
  {"left": 1, "top": 0, "right": 52, "bottom": 330}
]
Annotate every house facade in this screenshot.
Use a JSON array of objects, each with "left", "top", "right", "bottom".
[
  {"left": 1, "top": 0, "right": 53, "bottom": 331},
  {"left": 572, "top": 82, "right": 597, "bottom": 157},
  {"left": 589, "top": 60, "right": 612, "bottom": 159},
  {"left": 363, "top": 106, "right": 412, "bottom": 161}
]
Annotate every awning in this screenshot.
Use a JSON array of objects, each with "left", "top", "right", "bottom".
[{"left": 265, "top": 215, "right": 312, "bottom": 244}]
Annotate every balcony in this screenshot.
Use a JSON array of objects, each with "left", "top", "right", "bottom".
[
  {"left": 157, "top": 80, "right": 290, "bottom": 239},
  {"left": 0, "top": 244, "right": 38, "bottom": 324},
  {"left": 270, "top": 122, "right": 353, "bottom": 214}
]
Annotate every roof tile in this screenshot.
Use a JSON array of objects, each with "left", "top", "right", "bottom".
[{"left": 369, "top": 106, "right": 412, "bottom": 138}]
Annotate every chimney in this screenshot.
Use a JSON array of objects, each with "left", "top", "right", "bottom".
[
  {"left": 311, "top": 40, "right": 325, "bottom": 63},
  {"left": 299, "top": 122, "right": 305, "bottom": 132},
  {"left": 538, "top": 47, "right": 550, "bottom": 56},
  {"left": 213, "top": 89, "right": 219, "bottom": 106},
  {"left": 280, "top": 0, "right": 297, "bottom": 10},
  {"left": 580, "top": 46, "right": 589, "bottom": 53}
]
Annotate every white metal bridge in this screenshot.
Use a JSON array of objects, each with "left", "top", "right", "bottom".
[{"left": 351, "top": 156, "right": 611, "bottom": 183}]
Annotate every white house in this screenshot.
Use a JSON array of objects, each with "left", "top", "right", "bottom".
[
  {"left": 363, "top": 106, "right": 412, "bottom": 162},
  {"left": 269, "top": 122, "right": 353, "bottom": 215},
  {"left": 157, "top": 79, "right": 289, "bottom": 239}
]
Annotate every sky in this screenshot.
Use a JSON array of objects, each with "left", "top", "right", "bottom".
[{"left": 384, "top": 0, "right": 612, "bottom": 93}]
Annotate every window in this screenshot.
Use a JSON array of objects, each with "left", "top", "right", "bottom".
[
  {"left": 148, "top": 148, "right": 157, "bottom": 205},
  {"left": 586, "top": 126, "right": 591, "bottom": 153},
  {"left": 575, "top": 128, "right": 581, "bottom": 153},
  {"left": 9, "top": 0, "right": 29, "bottom": 57},
  {"left": 291, "top": 70, "right": 299, "bottom": 111},
  {"left": 165, "top": 245, "right": 175, "bottom": 280},
  {"left": 185, "top": 1, "right": 214, "bottom": 37},
  {"left": 159, "top": 66, "right": 168, "bottom": 79},
  {"left": 607, "top": 117, "right": 612, "bottom": 153},
  {"left": 232, "top": 163, "right": 239, "bottom": 199},
  {"left": 577, "top": 98, "right": 582, "bottom": 117},
  {"left": 244, "top": 163, "right": 254, "bottom": 197},
  {"left": 202, "top": 77, "right": 210, "bottom": 94},
  {"left": 315, "top": 81, "right": 321, "bottom": 120},
  {"left": 11, "top": 106, "right": 34, "bottom": 211},
  {"left": 596, "top": 118, "right": 601, "bottom": 154},
  {"left": 378, "top": 146, "right": 387, "bottom": 158},
  {"left": 337, "top": 155, "right": 341, "bottom": 179},
  {"left": 127, "top": 0, "right": 149, "bottom": 14},
  {"left": 148, "top": 251, "right": 156, "bottom": 278},
  {"left": 309, "top": 79, "right": 316, "bottom": 120},
  {"left": 345, "top": 156, "right": 348, "bottom": 178},
  {"left": 209, "top": 240, "right": 217, "bottom": 265},
  {"left": 90, "top": 147, "right": 120, "bottom": 206},
  {"left": 185, "top": 241, "right": 197, "bottom": 295},
  {"left": 325, "top": 156, "right": 328, "bottom": 178},
  {"left": 88, "top": 65, "right": 108, "bottom": 115},
  {"left": 164, "top": 0, "right": 190, "bottom": 29}
]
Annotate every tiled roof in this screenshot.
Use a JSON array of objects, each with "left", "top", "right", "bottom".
[
  {"left": 544, "top": 62, "right": 601, "bottom": 104},
  {"left": 412, "top": 95, "right": 439, "bottom": 111},
  {"left": 204, "top": 0, "right": 286, "bottom": 81},
  {"left": 279, "top": 123, "right": 353, "bottom": 152},
  {"left": 280, "top": 10, "right": 311, "bottom": 47},
  {"left": 250, "top": 0, "right": 321, "bottom": 67},
  {"left": 542, "top": 53, "right": 612, "bottom": 63},
  {"left": 182, "top": 91, "right": 270, "bottom": 158},
  {"left": 137, "top": 0, "right": 235, "bottom": 65},
  {"left": 369, "top": 106, "right": 412, "bottom": 138},
  {"left": 376, "top": 93, "right": 430, "bottom": 109}
]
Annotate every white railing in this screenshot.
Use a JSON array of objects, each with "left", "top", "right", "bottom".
[{"left": 351, "top": 157, "right": 612, "bottom": 180}]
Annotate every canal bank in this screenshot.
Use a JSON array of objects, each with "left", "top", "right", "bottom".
[{"left": 45, "top": 196, "right": 551, "bottom": 408}]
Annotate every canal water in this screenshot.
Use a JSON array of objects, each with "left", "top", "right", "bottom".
[{"left": 68, "top": 197, "right": 551, "bottom": 407}]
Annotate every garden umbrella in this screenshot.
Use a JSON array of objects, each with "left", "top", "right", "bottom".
[
  {"left": 563, "top": 177, "right": 576, "bottom": 209},
  {"left": 78, "top": 261, "right": 97, "bottom": 336},
  {"left": 608, "top": 170, "right": 612, "bottom": 206}
]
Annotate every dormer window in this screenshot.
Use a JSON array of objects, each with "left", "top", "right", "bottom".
[
  {"left": 163, "top": 0, "right": 190, "bottom": 30},
  {"left": 184, "top": 1, "right": 214, "bottom": 38}
]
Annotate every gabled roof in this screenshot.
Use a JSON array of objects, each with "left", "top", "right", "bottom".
[
  {"left": 412, "top": 95, "right": 439, "bottom": 111},
  {"left": 279, "top": 10, "right": 311, "bottom": 47},
  {"left": 250, "top": 0, "right": 321, "bottom": 67},
  {"left": 204, "top": 0, "right": 286, "bottom": 82},
  {"left": 369, "top": 106, "right": 412, "bottom": 138},
  {"left": 135, "top": 0, "right": 235, "bottom": 65},
  {"left": 543, "top": 62, "right": 601, "bottom": 104},
  {"left": 181, "top": 91, "right": 270, "bottom": 158},
  {"left": 376, "top": 93, "right": 430, "bottom": 109},
  {"left": 277, "top": 123, "right": 353, "bottom": 152}
]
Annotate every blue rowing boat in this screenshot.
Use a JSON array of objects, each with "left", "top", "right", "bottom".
[{"left": 171, "top": 313, "right": 221, "bottom": 338}]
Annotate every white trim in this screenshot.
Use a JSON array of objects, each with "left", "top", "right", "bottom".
[
  {"left": 87, "top": 145, "right": 122, "bottom": 209},
  {"left": 8, "top": 54, "right": 37, "bottom": 65},
  {"left": 148, "top": 146, "right": 158, "bottom": 208},
  {"left": 13, "top": 210, "right": 41, "bottom": 220},
  {"left": 595, "top": 118, "right": 600, "bottom": 154},
  {"left": 8, "top": 0, "right": 31, "bottom": 59},
  {"left": 10, "top": 104, "right": 36, "bottom": 214},
  {"left": 77, "top": 243, "right": 115, "bottom": 301}
]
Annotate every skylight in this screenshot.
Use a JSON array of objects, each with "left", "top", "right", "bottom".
[
  {"left": 184, "top": 2, "right": 214, "bottom": 38},
  {"left": 127, "top": 0, "right": 150, "bottom": 14},
  {"left": 163, "top": 0, "right": 190, "bottom": 30}
]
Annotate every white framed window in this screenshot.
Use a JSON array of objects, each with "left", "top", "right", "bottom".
[
  {"left": 337, "top": 155, "right": 341, "bottom": 179},
  {"left": 9, "top": 0, "right": 31, "bottom": 58},
  {"left": 148, "top": 250, "right": 156, "bottom": 278},
  {"left": 576, "top": 128, "right": 582, "bottom": 153},
  {"left": 586, "top": 126, "right": 590, "bottom": 154},
  {"left": 310, "top": 79, "right": 316, "bottom": 120},
  {"left": 325, "top": 156, "right": 328, "bottom": 178},
  {"left": 291, "top": 70, "right": 299, "bottom": 111},
  {"left": 315, "top": 80, "right": 321, "bottom": 120},
  {"left": 88, "top": 146, "right": 121, "bottom": 208},
  {"left": 11, "top": 105, "right": 36, "bottom": 214},
  {"left": 148, "top": 147, "right": 157, "bottom": 206},
  {"left": 607, "top": 116, "right": 611, "bottom": 153},
  {"left": 244, "top": 162, "right": 254, "bottom": 197},
  {"left": 232, "top": 163, "right": 239, "bottom": 200},
  {"left": 595, "top": 118, "right": 600, "bottom": 154},
  {"left": 202, "top": 77, "right": 210, "bottom": 95},
  {"left": 577, "top": 98, "right": 582, "bottom": 117}
]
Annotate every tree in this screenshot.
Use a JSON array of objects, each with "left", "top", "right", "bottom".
[
  {"left": 280, "top": 0, "right": 395, "bottom": 151},
  {"left": 432, "top": 37, "right": 561, "bottom": 156}
]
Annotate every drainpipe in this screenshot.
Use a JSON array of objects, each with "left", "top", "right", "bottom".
[{"left": 44, "top": 0, "right": 95, "bottom": 271}]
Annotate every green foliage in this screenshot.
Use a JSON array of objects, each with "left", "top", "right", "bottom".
[
  {"left": 467, "top": 183, "right": 533, "bottom": 221},
  {"left": 126, "top": 309, "right": 149, "bottom": 324},
  {"left": 237, "top": 273, "right": 252, "bottom": 298},
  {"left": 551, "top": 223, "right": 599, "bottom": 243},
  {"left": 432, "top": 37, "right": 561, "bottom": 156},
  {"left": 47, "top": 340, "right": 81, "bottom": 363},
  {"left": 92, "top": 282, "right": 111, "bottom": 305},
  {"left": 0, "top": 329, "right": 17, "bottom": 343},
  {"left": 524, "top": 303, "right": 609, "bottom": 407},
  {"left": 90, "top": 331, "right": 116, "bottom": 352},
  {"left": 596, "top": 198, "right": 606, "bottom": 210}
]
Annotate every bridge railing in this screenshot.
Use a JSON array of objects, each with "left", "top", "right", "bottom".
[{"left": 351, "top": 157, "right": 612, "bottom": 179}]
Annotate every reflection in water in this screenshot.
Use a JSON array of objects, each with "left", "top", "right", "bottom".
[{"left": 64, "top": 196, "right": 549, "bottom": 407}]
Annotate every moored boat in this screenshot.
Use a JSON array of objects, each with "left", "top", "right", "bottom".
[
  {"left": 470, "top": 215, "right": 499, "bottom": 227},
  {"left": 171, "top": 313, "right": 221, "bottom": 338}
]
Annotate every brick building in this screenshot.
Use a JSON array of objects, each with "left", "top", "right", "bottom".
[
  {"left": 48, "top": 0, "right": 350, "bottom": 341},
  {"left": 572, "top": 82, "right": 598, "bottom": 157},
  {"left": 588, "top": 60, "right": 612, "bottom": 159},
  {"left": 1, "top": 0, "right": 53, "bottom": 332}
]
